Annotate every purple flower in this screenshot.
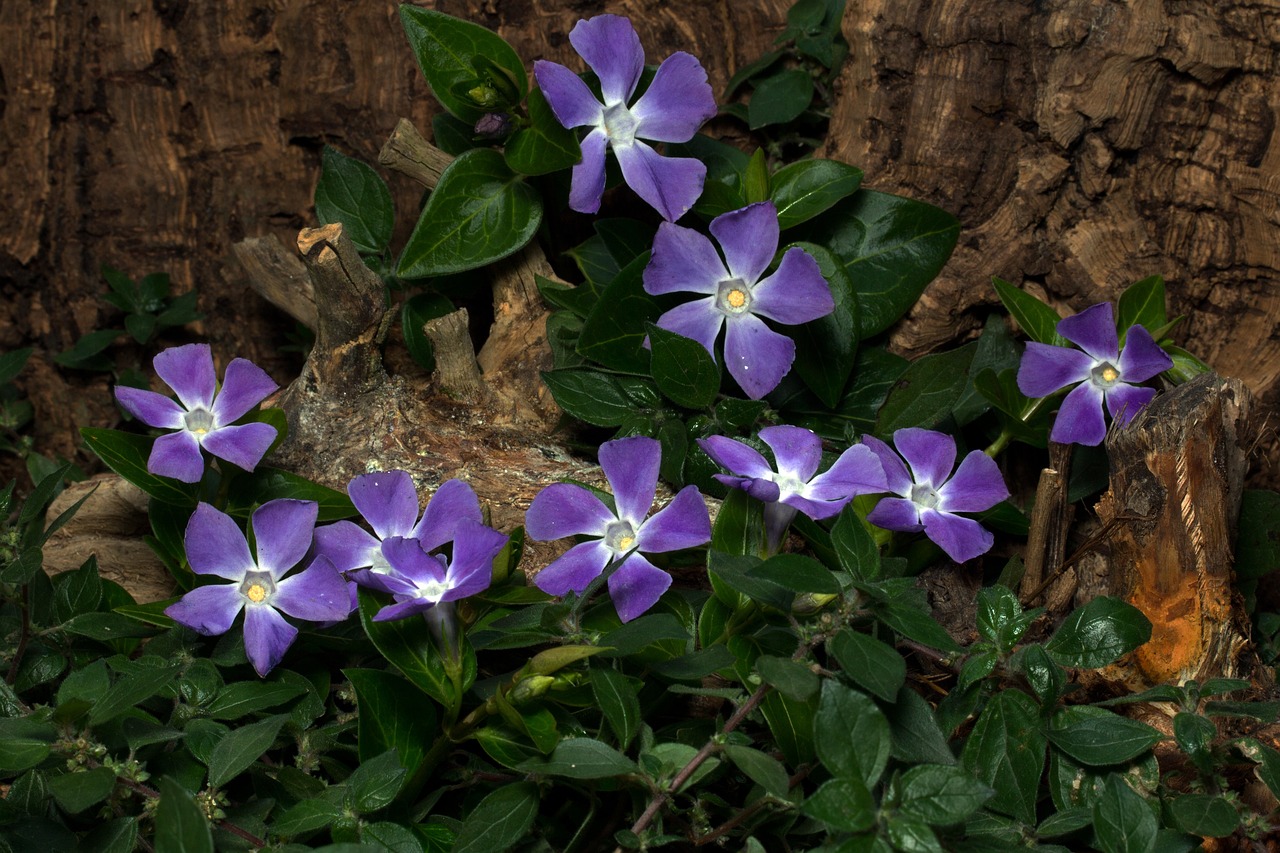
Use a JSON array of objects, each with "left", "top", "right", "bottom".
[
  {"left": 699, "top": 426, "right": 888, "bottom": 552},
  {"left": 114, "top": 343, "right": 278, "bottom": 483},
  {"left": 643, "top": 202, "right": 834, "bottom": 399},
  {"left": 165, "top": 500, "right": 350, "bottom": 677},
  {"left": 862, "top": 428, "right": 1009, "bottom": 564},
  {"left": 534, "top": 14, "right": 716, "bottom": 221},
  {"left": 1017, "top": 302, "right": 1172, "bottom": 446},
  {"left": 525, "top": 436, "right": 711, "bottom": 622}
]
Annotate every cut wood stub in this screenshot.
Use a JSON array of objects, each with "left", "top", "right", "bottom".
[{"left": 1095, "top": 372, "right": 1257, "bottom": 688}]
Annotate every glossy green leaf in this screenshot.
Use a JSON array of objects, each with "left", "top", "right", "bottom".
[
  {"left": 960, "top": 689, "right": 1045, "bottom": 824},
  {"left": 518, "top": 737, "right": 638, "bottom": 779},
  {"left": 1172, "top": 711, "right": 1215, "bottom": 772},
  {"left": 344, "top": 668, "right": 436, "bottom": 770},
  {"left": 205, "top": 680, "right": 306, "bottom": 721},
  {"left": 345, "top": 749, "right": 407, "bottom": 814},
  {"left": 748, "top": 68, "right": 814, "bottom": 129},
  {"left": 1116, "top": 275, "right": 1166, "bottom": 334},
  {"left": 81, "top": 428, "right": 199, "bottom": 507},
  {"left": 976, "top": 584, "right": 1032, "bottom": 653},
  {"left": 397, "top": 148, "right": 541, "bottom": 278},
  {"left": 0, "top": 718, "right": 55, "bottom": 772},
  {"left": 898, "top": 763, "right": 992, "bottom": 826},
  {"left": 206, "top": 714, "right": 287, "bottom": 788},
  {"left": 828, "top": 629, "right": 905, "bottom": 702},
  {"left": 871, "top": 599, "right": 963, "bottom": 653},
  {"left": 48, "top": 767, "right": 116, "bottom": 814},
  {"left": 647, "top": 323, "right": 720, "bottom": 409},
  {"left": 399, "top": 7, "right": 527, "bottom": 124},
  {"left": 89, "top": 660, "right": 180, "bottom": 726},
  {"left": 815, "top": 680, "right": 890, "bottom": 786},
  {"left": 790, "top": 242, "right": 859, "bottom": 407},
  {"left": 591, "top": 663, "right": 641, "bottom": 749},
  {"left": 1045, "top": 597, "right": 1152, "bottom": 668},
  {"left": 1168, "top": 793, "right": 1239, "bottom": 837},
  {"left": 886, "top": 685, "right": 956, "bottom": 766},
  {"left": 709, "top": 488, "right": 767, "bottom": 559},
  {"left": 230, "top": 467, "right": 356, "bottom": 522},
  {"left": 505, "top": 87, "right": 581, "bottom": 175},
  {"left": 772, "top": 159, "right": 863, "bottom": 230},
  {"left": 401, "top": 292, "right": 455, "bottom": 374},
  {"left": 475, "top": 725, "right": 540, "bottom": 769},
  {"left": 155, "top": 777, "right": 214, "bottom": 853},
  {"left": 992, "top": 277, "right": 1065, "bottom": 346},
  {"left": 1047, "top": 714, "right": 1161, "bottom": 766},
  {"left": 801, "top": 777, "right": 875, "bottom": 832},
  {"left": 761, "top": 689, "right": 816, "bottom": 766},
  {"left": 272, "top": 796, "right": 344, "bottom": 836},
  {"left": 576, "top": 254, "right": 657, "bottom": 372},
  {"left": 52, "top": 556, "right": 102, "bottom": 623},
  {"left": 540, "top": 369, "right": 655, "bottom": 427},
  {"left": 79, "top": 817, "right": 139, "bottom": 853},
  {"left": 723, "top": 745, "right": 791, "bottom": 798},
  {"left": 315, "top": 146, "right": 394, "bottom": 255},
  {"left": 874, "top": 342, "right": 976, "bottom": 436},
  {"left": 756, "top": 655, "right": 819, "bottom": 702},
  {"left": 357, "top": 590, "right": 458, "bottom": 709},
  {"left": 1092, "top": 775, "right": 1157, "bottom": 853}
]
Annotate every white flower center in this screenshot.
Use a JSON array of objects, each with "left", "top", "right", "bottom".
[
  {"left": 716, "top": 278, "right": 753, "bottom": 316},
  {"left": 602, "top": 101, "right": 639, "bottom": 147},
  {"left": 369, "top": 546, "right": 393, "bottom": 575},
  {"left": 604, "top": 520, "right": 638, "bottom": 555},
  {"left": 184, "top": 407, "right": 215, "bottom": 436},
  {"left": 910, "top": 483, "right": 940, "bottom": 510},
  {"left": 240, "top": 570, "right": 276, "bottom": 605},
  {"left": 1091, "top": 361, "right": 1121, "bottom": 389},
  {"left": 414, "top": 578, "right": 450, "bottom": 602}
]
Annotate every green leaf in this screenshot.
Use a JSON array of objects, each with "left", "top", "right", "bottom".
[
  {"left": 871, "top": 600, "right": 963, "bottom": 653},
  {"left": 1168, "top": 793, "right": 1239, "bottom": 837},
  {"left": 62, "top": 611, "right": 158, "bottom": 642},
  {"left": 976, "top": 584, "right": 1033, "bottom": 653},
  {"left": 806, "top": 190, "right": 960, "bottom": 338},
  {"left": 886, "top": 685, "right": 956, "bottom": 766},
  {"left": 1116, "top": 275, "right": 1166, "bottom": 334},
  {"left": 1172, "top": 711, "right": 1215, "bottom": 772},
  {"left": 399, "top": 7, "right": 527, "bottom": 124},
  {"left": 0, "top": 346, "right": 32, "bottom": 385},
  {"left": 452, "top": 782, "right": 539, "bottom": 853},
  {"left": 1047, "top": 714, "right": 1161, "bottom": 766},
  {"left": 772, "top": 159, "right": 863, "bottom": 230},
  {"left": 361, "top": 821, "right": 423, "bottom": 852},
  {"left": 712, "top": 553, "right": 836, "bottom": 611},
  {"left": 591, "top": 663, "right": 641, "bottom": 749},
  {"left": 756, "top": 655, "right": 819, "bottom": 702},
  {"left": 56, "top": 328, "right": 121, "bottom": 371},
  {"left": 748, "top": 68, "right": 814, "bottom": 129},
  {"left": 315, "top": 146, "right": 394, "bottom": 254},
  {"left": 762, "top": 689, "right": 817, "bottom": 767},
  {"left": 357, "top": 590, "right": 457, "bottom": 708},
  {"left": 709, "top": 489, "right": 766, "bottom": 559},
  {"left": 155, "top": 777, "right": 214, "bottom": 853},
  {"left": 576, "top": 254, "right": 658, "bottom": 373},
  {"left": 345, "top": 749, "right": 406, "bottom": 814},
  {"left": 206, "top": 714, "right": 288, "bottom": 788},
  {"left": 207, "top": 679, "right": 307, "bottom": 721},
  {"left": 960, "top": 689, "right": 1046, "bottom": 824},
  {"left": 1045, "top": 597, "right": 1152, "bottom": 668},
  {"left": 81, "top": 427, "right": 199, "bottom": 506},
  {"left": 229, "top": 467, "right": 355, "bottom": 522},
  {"left": 79, "top": 817, "right": 139, "bottom": 853},
  {"left": 898, "top": 764, "right": 992, "bottom": 826},
  {"left": 48, "top": 767, "right": 117, "bottom": 814},
  {"left": 815, "top": 680, "right": 890, "bottom": 786},
  {"left": 0, "top": 718, "right": 55, "bottom": 772},
  {"left": 647, "top": 323, "right": 720, "bottom": 410},
  {"left": 1092, "top": 775, "right": 1157, "bottom": 853},
  {"left": 874, "top": 342, "right": 976, "bottom": 436},
  {"left": 53, "top": 556, "right": 103, "bottom": 623},
  {"left": 518, "top": 737, "right": 638, "bottom": 779},
  {"left": 830, "top": 506, "right": 880, "bottom": 580},
  {"left": 475, "top": 725, "right": 540, "bottom": 769},
  {"left": 272, "top": 796, "right": 344, "bottom": 836},
  {"left": 400, "top": 292, "right": 455, "bottom": 374},
  {"left": 992, "top": 277, "right": 1065, "bottom": 346},
  {"left": 743, "top": 149, "right": 771, "bottom": 203},
  {"left": 723, "top": 745, "right": 791, "bottom": 798},
  {"left": 828, "top": 629, "right": 905, "bottom": 702},
  {"left": 505, "top": 88, "right": 581, "bottom": 176},
  {"left": 789, "top": 242, "right": 859, "bottom": 407},
  {"left": 89, "top": 660, "right": 180, "bottom": 726},
  {"left": 541, "top": 369, "right": 655, "bottom": 427},
  {"left": 396, "top": 148, "right": 541, "bottom": 277},
  {"left": 801, "top": 777, "right": 875, "bottom": 832}
]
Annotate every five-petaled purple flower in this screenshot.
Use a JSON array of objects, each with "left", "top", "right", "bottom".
[
  {"left": 643, "top": 201, "right": 834, "bottom": 399},
  {"left": 1017, "top": 302, "right": 1172, "bottom": 446},
  {"left": 699, "top": 426, "right": 887, "bottom": 553},
  {"left": 114, "top": 343, "right": 278, "bottom": 483},
  {"left": 862, "top": 428, "right": 1009, "bottom": 564},
  {"left": 526, "top": 436, "right": 710, "bottom": 622},
  {"left": 165, "top": 500, "right": 350, "bottom": 677},
  {"left": 534, "top": 14, "right": 716, "bottom": 221}
]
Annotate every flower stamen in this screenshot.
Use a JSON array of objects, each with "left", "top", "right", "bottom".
[{"left": 184, "top": 408, "right": 215, "bottom": 436}]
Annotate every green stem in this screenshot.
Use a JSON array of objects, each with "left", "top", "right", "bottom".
[{"left": 984, "top": 395, "right": 1054, "bottom": 458}]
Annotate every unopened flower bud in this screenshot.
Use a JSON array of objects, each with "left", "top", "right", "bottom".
[
  {"left": 474, "top": 112, "right": 512, "bottom": 138},
  {"left": 510, "top": 675, "right": 555, "bottom": 704},
  {"left": 792, "top": 592, "right": 838, "bottom": 614}
]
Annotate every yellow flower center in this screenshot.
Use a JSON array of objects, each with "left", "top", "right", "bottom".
[
  {"left": 616, "top": 535, "right": 635, "bottom": 552},
  {"left": 245, "top": 583, "right": 268, "bottom": 603},
  {"left": 725, "top": 288, "right": 748, "bottom": 309},
  {"left": 1101, "top": 366, "right": 1119, "bottom": 383}
]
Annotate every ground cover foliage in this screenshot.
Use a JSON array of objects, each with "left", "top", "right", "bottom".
[{"left": 2, "top": 2, "right": 1279, "bottom": 851}]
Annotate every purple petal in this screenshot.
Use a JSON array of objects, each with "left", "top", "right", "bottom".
[
  {"left": 643, "top": 222, "right": 726, "bottom": 297},
  {"left": 608, "top": 553, "right": 671, "bottom": 622},
  {"left": 709, "top": 202, "right": 779, "bottom": 285},
  {"left": 780, "top": 494, "right": 843, "bottom": 521},
  {"left": 938, "top": 451, "right": 1008, "bottom": 513},
  {"left": 149, "top": 431, "right": 206, "bottom": 483},
  {"left": 1117, "top": 325, "right": 1172, "bottom": 383},
  {"left": 382, "top": 537, "right": 447, "bottom": 587},
  {"left": 1050, "top": 381, "right": 1107, "bottom": 446},
  {"left": 698, "top": 436, "right": 774, "bottom": 480},
  {"left": 185, "top": 502, "right": 255, "bottom": 580},
  {"left": 350, "top": 566, "right": 417, "bottom": 597},
  {"left": 569, "top": 15, "right": 643, "bottom": 106},
  {"left": 742, "top": 478, "right": 783, "bottom": 503},
  {"left": 373, "top": 597, "right": 435, "bottom": 622},
  {"left": 1057, "top": 303, "right": 1119, "bottom": 363},
  {"left": 1105, "top": 383, "right": 1157, "bottom": 428},
  {"left": 413, "top": 478, "right": 483, "bottom": 551},
  {"left": 533, "top": 60, "right": 604, "bottom": 129},
  {"left": 201, "top": 422, "right": 276, "bottom": 473},
  {"left": 534, "top": 539, "right": 613, "bottom": 595},
  {"left": 860, "top": 435, "right": 912, "bottom": 497},
  {"left": 750, "top": 248, "right": 835, "bottom": 325},
  {"left": 921, "top": 509, "right": 994, "bottom": 563},
  {"left": 808, "top": 443, "right": 889, "bottom": 501},
  {"left": 614, "top": 140, "right": 706, "bottom": 222},
  {"left": 442, "top": 520, "right": 506, "bottom": 601},
  {"left": 312, "top": 521, "right": 381, "bottom": 573},
  {"left": 867, "top": 496, "right": 924, "bottom": 533},
  {"left": 569, "top": 128, "right": 608, "bottom": 215},
  {"left": 653, "top": 299, "right": 723, "bottom": 362},
  {"left": 759, "top": 425, "right": 823, "bottom": 482},
  {"left": 1017, "top": 341, "right": 1095, "bottom": 398},
  {"left": 723, "top": 313, "right": 794, "bottom": 400},
  {"left": 635, "top": 485, "right": 710, "bottom": 553},
  {"left": 251, "top": 499, "right": 318, "bottom": 579},
  {"left": 211, "top": 358, "right": 278, "bottom": 425},
  {"left": 114, "top": 386, "right": 185, "bottom": 429},
  {"left": 273, "top": 556, "right": 353, "bottom": 622},
  {"left": 153, "top": 344, "right": 217, "bottom": 413},
  {"left": 893, "top": 428, "right": 956, "bottom": 490},
  {"left": 631, "top": 52, "right": 715, "bottom": 142},
  {"left": 243, "top": 605, "right": 298, "bottom": 677},
  {"left": 600, "top": 436, "right": 661, "bottom": 526},
  {"left": 165, "top": 583, "right": 243, "bottom": 636},
  {"left": 526, "top": 482, "right": 615, "bottom": 541},
  {"left": 348, "top": 470, "right": 419, "bottom": 541}
]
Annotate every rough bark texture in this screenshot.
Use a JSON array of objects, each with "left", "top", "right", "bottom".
[{"left": 821, "top": 0, "right": 1280, "bottom": 485}]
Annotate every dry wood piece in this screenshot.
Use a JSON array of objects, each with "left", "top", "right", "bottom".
[
  {"left": 1094, "top": 372, "right": 1256, "bottom": 687},
  {"left": 231, "top": 235, "right": 317, "bottom": 330}
]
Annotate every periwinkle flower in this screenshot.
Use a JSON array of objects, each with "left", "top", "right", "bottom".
[
  {"left": 165, "top": 500, "right": 350, "bottom": 677},
  {"left": 534, "top": 14, "right": 716, "bottom": 221},
  {"left": 643, "top": 201, "right": 834, "bottom": 399},
  {"left": 114, "top": 343, "right": 278, "bottom": 483},
  {"left": 1017, "top": 302, "right": 1172, "bottom": 446},
  {"left": 862, "top": 428, "right": 1009, "bottom": 564},
  {"left": 526, "top": 436, "right": 711, "bottom": 622},
  {"left": 699, "top": 426, "right": 887, "bottom": 552}
]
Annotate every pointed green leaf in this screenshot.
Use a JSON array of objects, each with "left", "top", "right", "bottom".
[
  {"left": 1045, "top": 597, "right": 1152, "bottom": 668},
  {"left": 1092, "top": 775, "right": 1157, "bottom": 853},
  {"left": 801, "top": 777, "right": 875, "bottom": 832},
  {"left": 590, "top": 663, "right": 641, "bottom": 749},
  {"left": 155, "top": 778, "right": 213, "bottom": 853},
  {"left": 815, "top": 680, "right": 890, "bottom": 786},
  {"left": 789, "top": 241, "right": 859, "bottom": 407},
  {"left": 206, "top": 714, "right": 288, "bottom": 788},
  {"left": 772, "top": 159, "right": 863, "bottom": 230},
  {"left": 357, "top": 589, "right": 455, "bottom": 708},
  {"left": 961, "top": 689, "right": 1046, "bottom": 824},
  {"left": 1116, "top": 275, "right": 1166, "bottom": 335},
  {"left": 81, "top": 428, "right": 199, "bottom": 507},
  {"left": 875, "top": 342, "right": 976, "bottom": 436},
  {"left": 748, "top": 68, "right": 814, "bottom": 129},
  {"left": 399, "top": 7, "right": 527, "bottom": 124},
  {"left": 992, "top": 277, "right": 1066, "bottom": 346},
  {"left": 505, "top": 88, "right": 581, "bottom": 176},
  {"left": 828, "top": 629, "right": 905, "bottom": 702},
  {"left": 723, "top": 745, "right": 791, "bottom": 798},
  {"left": 315, "top": 146, "right": 394, "bottom": 254},
  {"left": 647, "top": 323, "right": 720, "bottom": 410}
]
